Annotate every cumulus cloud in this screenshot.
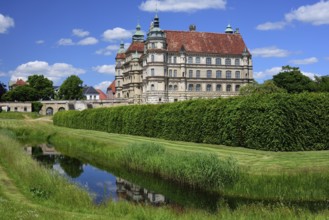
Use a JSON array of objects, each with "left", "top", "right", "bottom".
[
  {"left": 72, "top": 28, "right": 90, "bottom": 37},
  {"left": 77, "top": 37, "right": 98, "bottom": 45},
  {"left": 302, "top": 71, "right": 320, "bottom": 80},
  {"left": 9, "top": 60, "right": 85, "bottom": 84},
  {"left": 256, "top": 22, "right": 287, "bottom": 31},
  {"left": 57, "top": 38, "right": 74, "bottom": 46},
  {"left": 96, "top": 45, "right": 120, "bottom": 56},
  {"left": 139, "top": 0, "right": 226, "bottom": 12},
  {"left": 92, "top": 65, "right": 115, "bottom": 75},
  {"left": 35, "top": 40, "right": 45, "bottom": 44},
  {"left": 102, "top": 28, "right": 132, "bottom": 41},
  {"left": 290, "top": 57, "right": 318, "bottom": 65},
  {"left": 251, "top": 46, "right": 291, "bottom": 58},
  {"left": 254, "top": 67, "right": 282, "bottom": 80},
  {"left": 94, "top": 81, "right": 112, "bottom": 92},
  {"left": 257, "top": 1, "right": 329, "bottom": 30},
  {"left": 285, "top": 1, "right": 329, "bottom": 25},
  {"left": 0, "top": 13, "right": 14, "bottom": 33}
]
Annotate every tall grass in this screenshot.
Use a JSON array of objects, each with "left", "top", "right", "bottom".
[
  {"left": 117, "top": 142, "right": 240, "bottom": 190},
  {"left": 0, "top": 112, "right": 40, "bottom": 119}
]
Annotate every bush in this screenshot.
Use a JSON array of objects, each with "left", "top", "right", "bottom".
[
  {"left": 32, "top": 101, "right": 43, "bottom": 113},
  {"left": 53, "top": 93, "right": 329, "bottom": 151}
]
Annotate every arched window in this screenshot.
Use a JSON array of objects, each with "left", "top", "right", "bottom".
[
  {"left": 196, "top": 84, "right": 201, "bottom": 91},
  {"left": 235, "top": 85, "right": 240, "bottom": 92},
  {"left": 151, "top": 54, "right": 155, "bottom": 62},
  {"left": 189, "top": 70, "right": 193, "bottom": 78},
  {"left": 235, "top": 71, "right": 240, "bottom": 79},
  {"left": 226, "top": 84, "right": 231, "bottom": 92},
  {"left": 206, "top": 57, "right": 212, "bottom": 65},
  {"left": 196, "top": 70, "right": 200, "bottom": 78},
  {"left": 216, "top": 70, "right": 222, "bottom": 78},
  {"left": 207, "top": 70, "right": 212, "bottom": 78},
  {"left": 226, "top": 71, "right": 232, "bottom": 79},
  {"left": 196, "top": 57, "right": 201, "bottom": 64},
  {"left": 188, "top": 57, "right": 193, "bottom": 64},
  {"left": 174, "top": 70, "right": 177, "bottom": 77},
  {"left": 188, "top": 84, "right": 193, "bottom": 91},
  {"left": 169, "top": 70, "right": 172, "bottom": 77},
  {"left": 151, "top": 68, "right": 155, "bottom": 76},
  {"left": 46, "top": 107, "right": 54, "bottom": 116},
  {"left": 206, "top": 84, "right": 212, "bottom": 92},
  {"left": 225, "top": 58, "right": 231, "bottom": 65},
  {"left": 151, "top": 84, "right": 155, "bottom": 91},
  {"left": 216, "top": 58, "right": 221, "bottom": 65},
  {"left": 169, "top": 85, "right": 173, "bottom": 91},
  {"left": 235, "top": 58, "right": 240, "bottom": 66},
  {"left": 174, "top": 85, "right": 178, "bottom": 91},
  {"left": 216, "top": 84, "right": 222, "bottom": 91}
]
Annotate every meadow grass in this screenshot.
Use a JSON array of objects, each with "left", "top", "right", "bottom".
[
  {"left": 0, "top": 119, "right": 329, "bottom": 219},
  {"left": 0, "top": 111, "right": 41, "bottom": 119}
]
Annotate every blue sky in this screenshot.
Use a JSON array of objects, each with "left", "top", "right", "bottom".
[{"left": 1, "top": 0, "right": 329, "bottom": 91}]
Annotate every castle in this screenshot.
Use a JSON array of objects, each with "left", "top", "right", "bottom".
[{"left": 115, "top": 14, "right": 253, "bottom": 104}]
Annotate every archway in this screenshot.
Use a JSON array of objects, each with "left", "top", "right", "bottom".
[
  {"left": 46, "top": 107, "right": 54, "bottom": 116},
  {"left": 58, "top": 107, "right": 65, "bottom": 112}
]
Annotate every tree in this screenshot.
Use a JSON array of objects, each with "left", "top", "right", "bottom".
[
  {"left": 27, "top": 75, "right": 54, "bottom": 100},
  {"left": 58, "top": 75, "right": 84, "bottom": 100},
  {"left": 314, "top": 75, "right": 329, "bottom": 92},
  {"left": 240, "top": 80, "right": 286, "bottom": 95},
  {"left": 0, "top": 81, "right": 7, "bottom": 101},
  {"left": 273, "top": 66, "right": 315, "bottom": 93},
  {"left": 2, "top": 85, "right": 39, "bottom": 101}
]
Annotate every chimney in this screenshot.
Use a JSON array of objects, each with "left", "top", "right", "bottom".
[{"left": 189, "top": 24, "right": 196, "bottom": 32}]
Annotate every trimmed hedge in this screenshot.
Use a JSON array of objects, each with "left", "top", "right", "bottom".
[{"left": 53, "top": 93, "right": 329, "bottom": 151}]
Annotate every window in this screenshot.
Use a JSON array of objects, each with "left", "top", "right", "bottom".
[
  {"left": 24, "top": 107, "right": 27, "bottom": 112},
  {"left": 118, "top": 81, "right": 120, "bottom": 87},
  {"left": 226, "top": 71, "right": 232, "bottom": 79},
  {"left": 216, "top": 70, "right": 222, "bottom": 78},
  {"left": 235, "top": 85, "right": 240, "bottom": 92},
  {"left": 169, "top": 85, "right": 173, "bottom": 91},
  {"left": 169, "top": 70, "right": 172, "bottom": 77},
  {"left": 188, "top": 84, "right": 193, "bottom": 91},
  {"left": 235, "top": 58, "right": 240, "bottom": 66},
  {"left": 152, "top": 43, "right": 155, "bottom": 48},
  {"left": 168, "top": 56, "right": 171, "bottom": 63},
  {"left": 235, "top": 71, "right": 240, "bottom": 79},
  {"left": 207, "top": 70, "right": 212, "bottom": 78},
  {"left": 216, "top": 58, "right": 221, "bottom": 65},
  {"left": 159, "top": 98, "right": 162, "bottom": 102},
  {"left": 89, "top": 95, "right": 92, "bottom": 99},
  {"left": 196, "top": 84, "right": 201, "bottom": 91},
  {"left": 94, "top": 95, "right": 96, "bottom": 99},
  {"left": 174, "top": 99, "right": 178, "bottom": 102},
  {"left": 173, "top": 56, "right": 177, "bottom": 63},
  {"left": 225, "top": 58, "right": 231, "bottom": 65},
  {"left": 216, "top": 84, "right": 222, "bottom": 91},
  {"left": 118, "top": 70, "right": 120, "bottom": 75},
  {"left": 226, "top": 84, "right": 231, "bottom": 92},
  {"left": 151, "top": 68, "right": 155, "bottom": 76},
  {"left": 196, "top": 57, "right": 200, "bottom": 64},
  {"left": 151, "top": 84, "right": 155, "bottom": 91},
  {"left": 188, "top": 57, "right": 193, "bottom": 64},
  {"left": 151, "top": 54, "right": 155, "bottom": 62},
  {"left": 117, "top": 93, "right": 120, "bottom": 98},
  {"left": 206, "top": 57, "right": 211, "bottom": 65},
  {"left": 196, "top": 70, "right": 200, "bottom": 78},
  {"left": 174, "top": 70, "right": 177, "bottom": 77},
  {"left": 189, "top": 70, "right": 193, "bottom": 78},
  {"left": 174, "top": 85, "right": 178, "bottom": 91},
  {"left": 206, "top": 84, "right": 212, "bottom": 92}
]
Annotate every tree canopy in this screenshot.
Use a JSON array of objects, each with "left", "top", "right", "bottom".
[
  {"left": 58, "top": 75, "right": 84, "bottom": 100},
  {"left": 2, "top": 85, "right": 39, "bottom": 101},
  {"left": 314, "top": 75, "right": 329, "bottom": 92},
  {"left": 273, "top": 66, "right": 315, "bottom": 93},
  {"left": 240, "top": 80, "right": 286, "bottom": 95},
  {"left": 0, "top": 81, "right": 7, "bottom": 101},
  {"left": 27, "top": 75, "right": 54, "bottom": 100}
]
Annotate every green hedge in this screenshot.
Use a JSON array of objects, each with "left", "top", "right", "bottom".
[{"left": 53, "top": 93, "right": 329, "bottom": 151}]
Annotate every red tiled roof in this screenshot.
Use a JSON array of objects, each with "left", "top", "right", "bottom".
[
  {"left": 96, "top": 89, "right": 108, "bottom": 100},
  {"left": 107, "top": 81, "right": 116, "bottom": 94},
  {"left": 126, "top": 42, "right": 144, "bottom": 53},
  {"left": 165, "top": 31, "right": 250, "bottom": 55},
  {"left": 15, "top": 79, "right": 27, "bottom": 86},
  {"left": 116, "top": 53, "right": 126, "bottom": 59}
]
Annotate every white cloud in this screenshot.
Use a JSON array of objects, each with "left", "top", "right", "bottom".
[
  {"left": 285, "top": 1, "right": 329, "bottom": 25},
  {"left": 139, "top": 0, "right": 226, "bottom": 12},
  {"left": 77, "top": 37, "right": 98, "bottom": 45},
  {"left": 92, "top": 65, "right": 115, "bottom": 75},
  {"left": 35, "top": 40, "right": 44, "bottom": 44},
  {"left": 302, "top": 71, "right": 320, "bottom": 80},
  {"left": 94, "top": 81, "right": 112, "bottom": 92},
  {"left": 57, "top": 38, "right": 74, "bottom": 46},
  {"left": 251, "top": 46, "right": 291, "bottom": 58},
  {"left": 102, "top": 27, "right": 132, "bottom": 41},
  {"left": 9, "top": 61, "right": 85, "bottom": 84},
  {"left": 290, "top": 57, "right": 318, "bottom": 65},
  {"left": 0, "top": 13, "right": 14, "bottom": 33},
  {"left": 256, "top": 22, "right": 287, "bottom": 31},
  {"left": 72, "top": 28, "right": 90, "bottom": 37},
  {"left": 96, "top": 45, "right": 120, "bottom": 56},
  {"left": 257, "top": 1, "right": 329, "bottom": 30},
  {"left": 254, "top": 67, "right": 282, "bottom": 80}
]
